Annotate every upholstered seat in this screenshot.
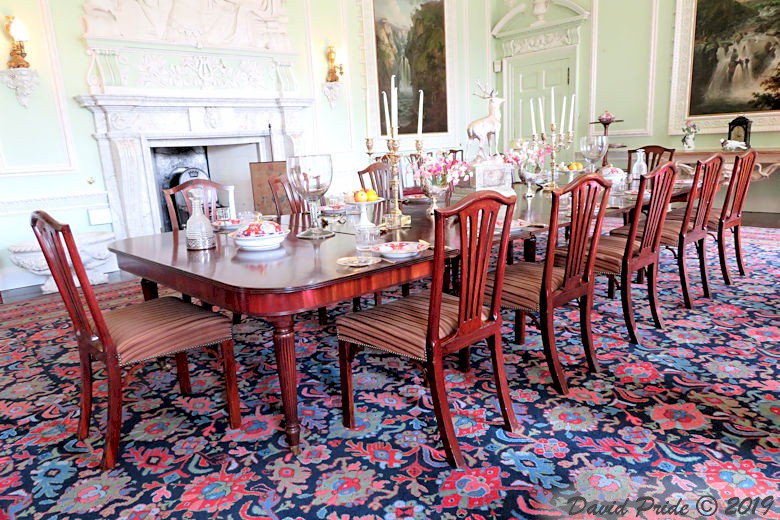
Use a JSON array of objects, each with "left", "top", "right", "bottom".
[
  {"left": 31, "top": 210, "right": 241, "bottom": 470},
  {"left": 555, "top": 236, "right": 641, "bottom": 275},
  {"left": 336, "top": 190, "right": 519, "bottom": 468},
  {"left": 487, "top": 262, "right": 565, "bottom": 311},
  {"left": 103, "top": 296, "right": 232, "bottom": 366}
]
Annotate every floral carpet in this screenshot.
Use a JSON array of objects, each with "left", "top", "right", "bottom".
[{"left": 1, "top": 227, "right": 778, "bottom": 519}]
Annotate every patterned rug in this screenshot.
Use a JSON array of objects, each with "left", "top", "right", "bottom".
[{"left": 1, "top": 227, "right": 779, "bottom": 519}]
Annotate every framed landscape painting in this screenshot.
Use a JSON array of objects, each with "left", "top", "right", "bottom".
[
  {"left": 669, "top": 0, "right": 780, "bottom": 134},
  {"left": 365, "top": 0, "right": 449, "bottom": 136}
]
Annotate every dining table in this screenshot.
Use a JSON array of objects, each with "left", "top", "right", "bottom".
[{"left": 109, "top": 169, "right": 697, "bottom": 453}]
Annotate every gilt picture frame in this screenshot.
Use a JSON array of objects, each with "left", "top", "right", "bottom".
[
  {"left": 361, "top": 0, "right": 455, "bottom": 142},
  {"left": 668, "top": 0, "right": 780, "bottom": 135}
]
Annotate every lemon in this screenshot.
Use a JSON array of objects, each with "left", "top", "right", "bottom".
[
  {"left": 366, "top": 189, "right": 378, "bottom": 201},
  {"left": 354, "top": 190, "right": 369, "bottom": 202}
]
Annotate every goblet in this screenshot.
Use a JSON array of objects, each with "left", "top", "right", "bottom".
[
  {"left": 579, "top": 136, "right": 609, "bottom": 173},
  {"left": 287, "top": 154, "right": 335, "bottom": 239},
  {"left": 518, "top": 168, "right": 540, "bottom": 198}
]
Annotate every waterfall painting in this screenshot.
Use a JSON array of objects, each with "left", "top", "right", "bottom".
[
  {"left": 373, "top": 0, "right": 448, "bottom": 135},
  {"left": 669, "top": 0, "right": 780, "bottom": 133}
]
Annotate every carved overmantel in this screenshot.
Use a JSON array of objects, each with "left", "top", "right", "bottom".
[
  {"left": 78, "top": 94, "right": 313, "bottom": 239},
  {"left": 492, "top": 0, "right": 589, "bottom": 57}
]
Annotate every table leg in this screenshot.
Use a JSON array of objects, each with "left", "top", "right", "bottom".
[
  {"left": 523, "top": 236, "right": 537, "bottom": 262},
  {"left": 140, "top": 278, "right": 158, "bottom": 300},
  {"left": 266, "top": 315, "right": 301, "bottom": 454}
]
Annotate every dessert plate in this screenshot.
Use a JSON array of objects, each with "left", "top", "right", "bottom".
[
  {"left": 370, "top": 241, "right": 428, "bottom": 259},
  {"left": 337, "top": 256, "right": 382, "bottom": 267}
]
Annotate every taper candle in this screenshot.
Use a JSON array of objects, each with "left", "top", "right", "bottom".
[
  {"left": 529, "top": 98, "right": 537, "bottom": 136},
  {"left": 550, "top": 87, "right": 556, "bottom": 131},
  {"left": 560, "top": 96, "right": 567, "bottom": 134},
  {"left": 382, "top": 91, "right": 391, "bottom": 137},
  {"left": 538, "top": 97, "right": 545, "bottom": 132},
  {"left": 390, "top": 75, "right": 398, "bottom": 134},
  {"left": 417, "top": 89, "right": 424, "bottom": 137},
  {"left": 568, "top": 94, "right": 576, "bottom": 132}
]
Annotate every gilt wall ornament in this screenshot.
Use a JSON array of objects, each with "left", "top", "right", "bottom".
[{"left": 82, "top": 0, "right": 291, "bottom": 52}]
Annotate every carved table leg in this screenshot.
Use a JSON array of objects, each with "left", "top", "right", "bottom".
[
  {"left": 523, "top": 235, "right": 537, "bottom": 262},
  {"left": 266, "top": 315, "right": 301, "bottom": 454}
]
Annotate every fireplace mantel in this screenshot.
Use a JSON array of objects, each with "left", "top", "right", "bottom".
[{"left": 78, "top": 93, "right": 312, "bottom": 239}]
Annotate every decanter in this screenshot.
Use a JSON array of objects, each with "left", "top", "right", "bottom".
[
  {"left": 185, "top": 189, "right": 216, "bottom": 250},
  {"left": 631, "top": 149, "right": 648, "bottom": 180}
]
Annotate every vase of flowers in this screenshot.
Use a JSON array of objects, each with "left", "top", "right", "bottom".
[
  {"left": 682, "top": 120, "right": 699, "bottom": 150},
  {"left": 504, "top": 141, "right": 552, "bottom": 197},
  {"left": 414, "top": 153, "right": 471, "bottom": 215}
]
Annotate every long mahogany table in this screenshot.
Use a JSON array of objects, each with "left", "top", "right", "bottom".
[{"left": 109, "top": 173, "right": 692, "bottom": 452}]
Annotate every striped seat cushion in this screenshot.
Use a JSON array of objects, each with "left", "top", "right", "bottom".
[
  {"left": 336, "top": 291, "right": 468, "bottom": 361},
  {"left": 553, "top": 236, "right": 639, "bottom": 275},
  {"left": 103, "top": 296, "right": 233, "bottom": 366},
  {"left": 610, "top": 218, "right": 690, "bottom": 246},
  {"left": 487, "top": 261, "right": 565, "bottom": 312},
  {"left": 667, "top": 209, "right": 722, "bottom": 229}
]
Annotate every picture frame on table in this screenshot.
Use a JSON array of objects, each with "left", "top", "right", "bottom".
[{"left": 668, "top": 0, "right": 780, "bottom": 135}]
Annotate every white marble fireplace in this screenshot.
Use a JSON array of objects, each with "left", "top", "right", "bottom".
[{"left": 78, "top": 94, "right": 312, "bottom": 239}]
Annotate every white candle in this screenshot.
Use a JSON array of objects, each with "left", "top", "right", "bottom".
[
  {"left": 569, "top": 94, "right": 576, "bottom": 132},
  {"left": 560, "top": 96, "right": 567, "bottom": 134},
  {"left": 550, "top": 87, "right": 556, "bottom": 132},
  {"left": 390, "top": 75, "right": 398, "bottom": 135},
  {"left": 417, "top": 89, "right": 424, "bottom": 137},
  {"left": 382, "top": 91, "right": 391, "bottom": 137},
  {"left": 529, "top": 98, "right": 537, "bottom": 136},
  {"left": 538, "top": 97, "right": 545, "bottom": 133},
  {"left": 366, "top": 90, "right": 372, "bottom": 137}
]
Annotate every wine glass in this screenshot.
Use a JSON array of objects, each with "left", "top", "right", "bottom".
[
  {"left": 579, "top": 136, "right": 609, "bottom": 173},
  {"left": 287, "top": 154, "right": 335, "bottom": 239}
]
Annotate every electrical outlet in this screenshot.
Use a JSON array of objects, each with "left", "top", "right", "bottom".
[{"left": 88, "top": 208, "right": 112, "bottom": 225}]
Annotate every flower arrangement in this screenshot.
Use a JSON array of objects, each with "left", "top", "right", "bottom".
[
  {"left": 682, "top": 120, "right": 699, "bottom": 135},
  {"left": 413, "top": 152, "right": 471, "bottom": 187},
  {"left": 503, "top": 140, "right": 552, "bottom": 172}
]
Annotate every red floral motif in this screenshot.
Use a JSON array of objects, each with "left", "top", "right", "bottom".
[
  {"left": 439, "top": 467, "right": 504, "bottom": 509},
  {"left": 650, "top": 402, "right": 710, "bottom": 431},
  {"left": 702, "top": 458, "right": 774, "bottom": 499}
]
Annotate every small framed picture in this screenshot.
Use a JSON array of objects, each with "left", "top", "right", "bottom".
[{"left": 728, "top": 116, "right": 752, "bottom": 147}]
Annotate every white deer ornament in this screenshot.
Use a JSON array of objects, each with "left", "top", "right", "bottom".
[{"left": 467, "top": 81, "right": 505, "bottom": 161}]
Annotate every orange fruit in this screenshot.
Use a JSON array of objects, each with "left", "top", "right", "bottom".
[
  {"left": 354, "top": 190, "right": 369, "bottom": 202},
  {"left": 366, "top": 189, "right": 378, "bottom": 201}
]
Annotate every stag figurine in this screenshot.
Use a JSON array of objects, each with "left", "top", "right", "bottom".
[{"left": 467, "top": 81, "right": 504, "bottom": 161}]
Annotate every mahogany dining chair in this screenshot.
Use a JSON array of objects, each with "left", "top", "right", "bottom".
[
  {"left": 31, "top": 210, "right": 241, "bottom": 470},
  {"left": 163, "top": 178, "right": 227, "bottom": 229},
  {"left": 614, "top": 154, "right": 724, "bottom": 309},
  {"left": 589, "top": 162, "right": 678, "bottom": 344},
  {"left": 358, "top": 161, "right": 394, "bottom": 199},
  {"left": 488, "top": 174, "right": 611, "bottom": 395},
  {"left": 269, "top": 175, "right": 308, "bottom": 217},
  {"left": 708, "top": 149, "right": 757, "bottom": 285},
  {"left": 627, "top": 145, "right": 675, "bottom": 175},
  {"left": 336, "top": 191, "right": 519, "bottom": 468}
]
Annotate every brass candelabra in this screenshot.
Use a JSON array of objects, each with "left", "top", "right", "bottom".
[
  {"left": 535, "top": 123, "right": 573, "bottom": 190},
  {"left": 364, "top": 135, "right": 411, "bottom": 228}
]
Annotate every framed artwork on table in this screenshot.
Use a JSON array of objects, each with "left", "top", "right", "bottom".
[
  {"left": 362, "top": 0, "right": 452, "bottom": 138},
  {"left": 668, "top": 0, "right": 780, "bottom": 135}
]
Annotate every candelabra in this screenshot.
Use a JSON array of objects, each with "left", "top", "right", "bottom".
[
  {"left": 365, "top": 138, "right": 374, "bottom": 161},
  {"left": 365, "top": 135, "right": 410, "bottom": 229},
  {"left": 536, "top": 123, "right": 573, "bottom": 190}
]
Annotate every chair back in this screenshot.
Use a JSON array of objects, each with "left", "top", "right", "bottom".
[
  {"left": 358, "top": 161, "right": 395, "bottom": 199},
  {"left": 628, "top": 145, "right": 675, "bottom": 174},
  {"left": 30, "top": 211, "right": 115, "bottom": 359},
  {"left": 719, "top": 150, "right": 757, "bottom": 226},
  {"left": 429, "top": 190, "right": 516, "bottom": 347},
  {"left": 545, "top": 174, "right": 611, "bottom": 301},
  {"left": 269, "top": 175, "right": 307, "bottom": 216},
  {"left": 679, "top": 154, "right": 724, "bottom": 237},
  {"left": 623, "top": 162, "right": 678, "bottom": 260},
  {"left": 163, "top": 178, "right": 226, "bottom": 228}
]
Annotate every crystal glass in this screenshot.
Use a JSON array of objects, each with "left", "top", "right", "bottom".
[
  {"left": 579, "top": 136, "right": 609, "bottom": 173},
  {"left": 421, "top": 177, "right": 449, "bottom": 215},
  {"left": 518, "top": 168, "right": 540, "bottom": 198},
  {"left": 287, "top": 154, "right": 335, "bottom": 239}
]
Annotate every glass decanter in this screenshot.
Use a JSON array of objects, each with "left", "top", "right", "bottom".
[
  {"left": 185, "top": 189, "right": 216, "bottom": 250},
  {"left": 631, "top": 149, "right": 648, "bottom": 180}
]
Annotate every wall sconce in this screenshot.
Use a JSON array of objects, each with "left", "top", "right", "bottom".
[
  {"left": 322, "top": 45, "right": 343, "bottom": 107},
  {"left": 0, "top": 15, "right": 38, "bottom": 107},
  {"left": 6, "top": 16, "right": 29, "bottom": 68}
]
